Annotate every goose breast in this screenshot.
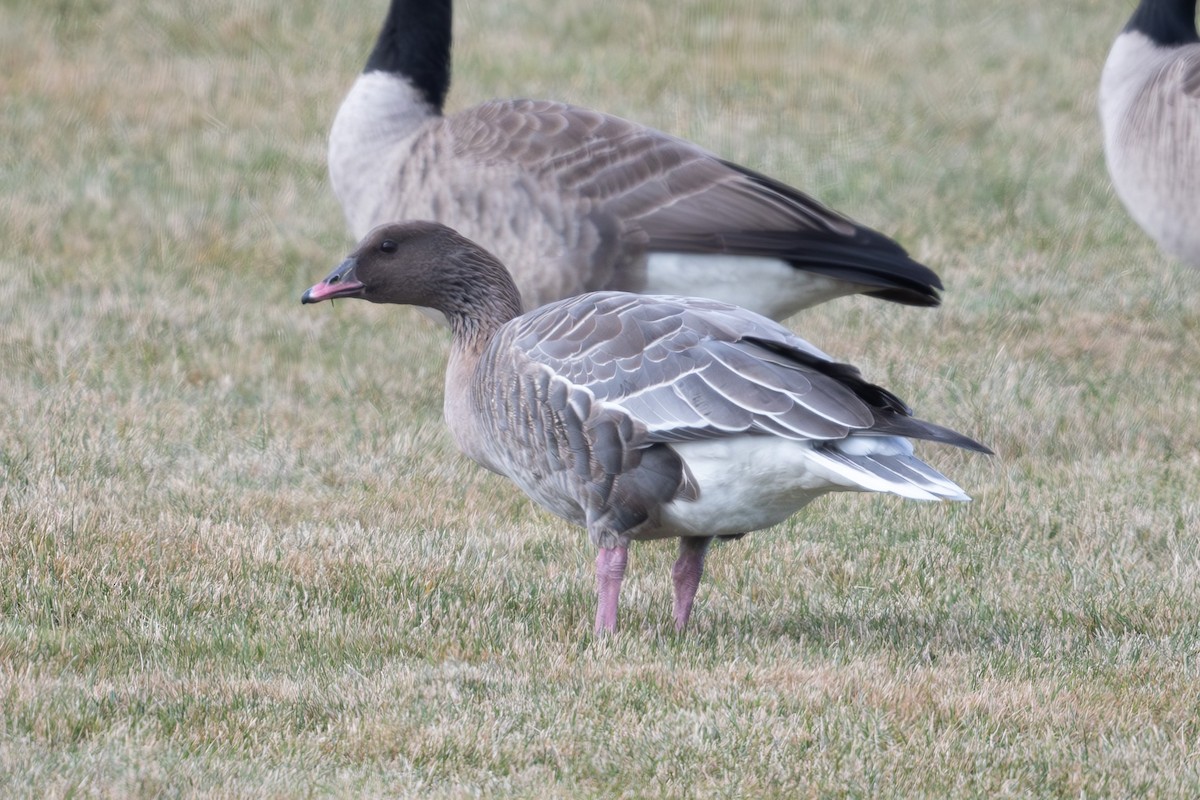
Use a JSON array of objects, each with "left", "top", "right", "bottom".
[{"left": 1100, "top": 9, "right": 1200, "bottom": 266}]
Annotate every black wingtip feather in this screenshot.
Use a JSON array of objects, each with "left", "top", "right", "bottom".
[
  {"left": 715, "top": 160, "right": 945, "bottom": 306},
  {"left": 886, "top": 415, "right": 995, "bottom": 455},
  {"left": 749, "top": 232, "right": 942, "bottom": 307},
  {"left": 743, "top": 336, "right": 992, "bottom": 454}
]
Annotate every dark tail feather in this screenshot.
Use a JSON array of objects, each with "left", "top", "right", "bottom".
[
  {"left": 872, "top": 413, "right": 994, "bottom": 455},
  {"left": 648, "top": 228, "right": 942, "bottom": 307},
  {"left": 704, "top": 161, "right": 942, "bottom": 306},
  {"left": 693, "top": 230, "right": 943, "bottom": 307},
  {"left": 742, "top": 337, "right": 992, "bottom": 454}
]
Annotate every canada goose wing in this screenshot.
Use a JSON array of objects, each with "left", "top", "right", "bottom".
[
  {"left": 1132, "top": 45, "right": 1200, "bottom": 119},
  {"left": 1178, "top": 45, "right": 1200, "bottom": 98},
  {"left": 450, "top": 100, "right": 851, "bottom": 234},
  {"left": 447, "top": 100, "right": 942, "bottom": 303}
]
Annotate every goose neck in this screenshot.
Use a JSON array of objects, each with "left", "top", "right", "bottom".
[
  {"left": 1126, "top": 0, "right": 1199, "bottom": 46},
  {"left": 365, "top": 0, "right": 452, "bottom": 112}
]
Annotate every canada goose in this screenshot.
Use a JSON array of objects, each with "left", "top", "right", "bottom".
[
  {"left": 1099, "top": 0, "right": 1200, "bottom": 266},
  {"left": 302, "top": 222, "right": 991, "bottom": 634},
  {"left": 328, "top": 0, "right": 944, "bottom": 320}
]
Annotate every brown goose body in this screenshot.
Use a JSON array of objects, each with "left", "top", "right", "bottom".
[
  {"left": 303, "top": 222, "right": 990, "bottom": 635},
  {"left": 328, "top": 0, "right": 944, "bottom": 319}
]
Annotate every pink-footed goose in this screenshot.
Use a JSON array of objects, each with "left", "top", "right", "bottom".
[
  {"left": 302, "top": 221, "right": 991, "bottom": 635},
  {"left": 328, "top": 0, "right": 944, "bottom": 320},
  {"left": 1099, "top": 0, "right": 1200, "bottom": 266}
]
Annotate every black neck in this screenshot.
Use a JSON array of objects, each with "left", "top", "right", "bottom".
[
  {"left": 1126, "top": 0, "right": 1199, "bottom": 46},
  {"left": 364, "top": 0, "right": 452, "bottom": 112}
]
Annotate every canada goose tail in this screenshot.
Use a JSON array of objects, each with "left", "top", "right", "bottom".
[
  {"left": 713, "top": 160, "right": 945, "bottom": 307},
  {"left": 780, "top": 236, "right": 944, "bottom": 307}
]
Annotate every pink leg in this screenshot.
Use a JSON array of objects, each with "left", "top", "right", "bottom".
[
  {"left": 672, "top": 537, "right": 712, "bottom": 632},
  {"left": 594, "top": 546, "right": 629, "bottom": 635}
]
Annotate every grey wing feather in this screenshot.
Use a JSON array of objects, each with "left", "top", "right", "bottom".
[
  {"left": 504, "top": 292, "right": 902, "bottom": 446},
  {"left": 483, "top": 292, "right": 988, "bottom": 540}
]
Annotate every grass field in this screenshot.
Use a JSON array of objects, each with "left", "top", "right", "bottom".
[{"left": 3, "top": 0, "right": 1200, "bottom": 796}]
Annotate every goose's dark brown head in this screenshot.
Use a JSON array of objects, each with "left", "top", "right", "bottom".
[{"left": 302, "top": 221, "right": 523, "bottom": 333}]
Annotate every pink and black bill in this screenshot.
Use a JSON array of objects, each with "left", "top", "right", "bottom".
[{"left": 301, "top": 258, "right": 365, "bottom": 304}]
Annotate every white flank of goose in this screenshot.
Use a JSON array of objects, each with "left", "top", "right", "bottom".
[
  {"left": 1099, "top": 0, "right": 1200, "bottom": 266},
  {"left": 302, "top": 221, "right": 991, "bottom": 635},
  {"left": 327, "top": 0, "right": 945, "bottom": 320}
]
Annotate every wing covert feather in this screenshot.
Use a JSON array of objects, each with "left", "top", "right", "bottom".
[
  {"left": 447, "top": 100, "right": 896, "bottom": 247},
  {"left": 495, "top": 292, "right": 891, "bottom": 445}
]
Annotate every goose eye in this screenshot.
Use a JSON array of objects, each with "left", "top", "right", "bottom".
[{"left": 380, "top": 239, "right": 398, "bottom": 254}]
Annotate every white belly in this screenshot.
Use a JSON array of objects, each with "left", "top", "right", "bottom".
[
  {"left": 648, "top": 434, "right": 968, "bottom": 541},
  {"left": 643, "top": 253, "right": 867, "bottom": 320},
  {"left": 654, "top": 439, "right": 849, "bottom": 539}
]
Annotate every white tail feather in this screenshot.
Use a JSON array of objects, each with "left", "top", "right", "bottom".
[{"left": 812, "top": 442, "right": 970, "bottom": 502}]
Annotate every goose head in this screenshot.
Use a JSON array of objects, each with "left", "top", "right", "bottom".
[{"left": 302, "top": 221, "right": 524, "bottom": 334}]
